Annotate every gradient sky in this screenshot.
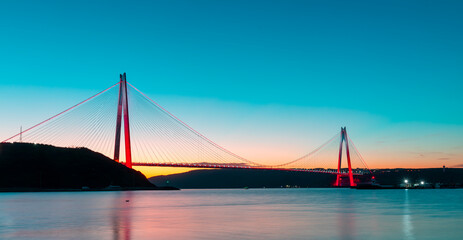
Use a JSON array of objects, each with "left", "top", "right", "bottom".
[{"left": 1, "top": 0, "right": 462, "bottom": 176}]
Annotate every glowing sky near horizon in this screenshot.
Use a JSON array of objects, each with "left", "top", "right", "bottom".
[{"left": 1, "top": 0, "right": 462, "bottom": 177}]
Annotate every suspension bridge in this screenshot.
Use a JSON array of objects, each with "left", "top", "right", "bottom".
[{"left": 1, "top": 73, "right": 372, "bottom": 187}]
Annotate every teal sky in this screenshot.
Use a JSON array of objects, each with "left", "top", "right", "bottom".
[{"left": 1, "top": 0, "right": 462, "bottom": 169}]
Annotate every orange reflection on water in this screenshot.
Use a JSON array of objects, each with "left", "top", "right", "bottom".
[{"left": 111, "top": 192, "right": 132, "bottom": 240}]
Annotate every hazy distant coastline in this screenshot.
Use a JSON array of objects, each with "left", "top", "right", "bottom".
[{"left": 149, "top": 168, "right": 463, "bottom": 189}]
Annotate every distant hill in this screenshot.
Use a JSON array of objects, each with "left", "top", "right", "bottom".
[
  {"left": 0, "top": 142, "right": 163, "bottom": 190},
  {"left": 149, "top": 168, "right": 463, "bottom": 189},
  {"left": 150, "top": 169, "right": 338, "bottom": 188},
  {"left": 371, "top": 168, "right": 463, "bottom": 185}
]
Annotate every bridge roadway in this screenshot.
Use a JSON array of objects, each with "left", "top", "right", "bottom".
[{"left": 129, "top": 162, "right": 364, "bottom": 176}]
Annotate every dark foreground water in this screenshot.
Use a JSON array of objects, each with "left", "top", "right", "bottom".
[{"left": 0, "top": 189, "right": 462, "bottom": 240}]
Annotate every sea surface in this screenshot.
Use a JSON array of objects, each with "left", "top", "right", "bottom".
[{"left": 0, "top": 188, "right": 462, "bottom": 240}]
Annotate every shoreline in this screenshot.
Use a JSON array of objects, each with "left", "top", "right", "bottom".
[{"left": 0, "top": 186, "right": 179, "bottom": 192}]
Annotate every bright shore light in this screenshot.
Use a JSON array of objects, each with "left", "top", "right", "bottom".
[{"left": 404, "top": 179, "right": 408, "bottom": 183}]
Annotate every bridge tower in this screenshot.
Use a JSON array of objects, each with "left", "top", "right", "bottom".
[
  {"left": 335, "top": 127, "right": 355, "bottom": 187},
  {"left": 113, "top": 73, "right": 133, "bottom": 168}
]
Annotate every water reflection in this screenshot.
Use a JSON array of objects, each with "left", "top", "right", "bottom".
[
  {"left": 1, "top": 189, "right": 462, "bottom": 239},
  {"left": 402, "top": 190, "right": 415, "bottom": 240},
  {"left": 111, "top": 192, "right": 133, "bottom": 240},
  {"left": 336, "top": 192, "right": 356, "bottom": 240}
]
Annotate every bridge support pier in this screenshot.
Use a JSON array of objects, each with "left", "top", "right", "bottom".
[
  {"left": 335, "top": 127, "right": 355, "bottom": 187},
  {"left": 113, "top": 73, "right": 132, "bottom": 168}
]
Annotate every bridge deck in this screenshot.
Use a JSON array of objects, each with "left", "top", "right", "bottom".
[{"left": 130, "top": 162, "right": 364, "bottom": 176}]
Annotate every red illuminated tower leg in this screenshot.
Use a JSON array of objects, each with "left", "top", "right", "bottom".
[
  {"left": 335, "top": 127, "right": 356, "bottom": 187},
  {"left": 113, "top": 73, "right": 133, "bottom": 169},
  {"left": 335, "top": 127, "right": 343, "bottom": 186},
  {"left": 122, "top": 73, "right": 132, "bottom": 168},
  {"left": 113, "top": 75, "right": 123, "bottom": 162},
  {"left": 343, "top": 127, "right": 355, "bottom": 186}
]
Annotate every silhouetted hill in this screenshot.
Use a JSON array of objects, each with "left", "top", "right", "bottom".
[
  {"left": 149, "top": 168, "right": 463, "bottom": 189},
  {"left": 0, "top": 142, "right": 159, "bottom": 190}
]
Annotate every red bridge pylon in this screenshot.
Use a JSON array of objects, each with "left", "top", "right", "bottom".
[
  {"left": 335, "top": 127, "right": 355, "bottom": 187},
  {"left": 113, "top": 73, "right": 132, "bottom": 168}
]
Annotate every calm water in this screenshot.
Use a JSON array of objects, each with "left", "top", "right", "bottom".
[{"left": 0, "top": 189, "right": 462, "bottom": 240}]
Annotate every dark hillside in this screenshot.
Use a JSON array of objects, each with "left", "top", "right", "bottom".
[
  {"left": 371, "top": 168, "right": 463, "bottom": 186},
  {"left": 149, "top": 168, "right": 463, "bottom": 189},
  {"left": 150, "top": 168, "right": 337, "bottom": 188},
  {"left": 0, "top": 143, "right": 155, "bottom": 189}
]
